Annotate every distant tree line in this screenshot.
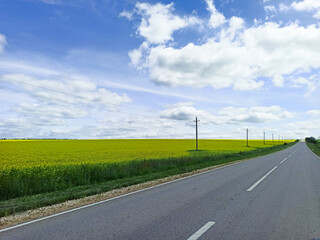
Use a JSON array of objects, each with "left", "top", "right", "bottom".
[{"left": 305, "top": 136, "right": 318, "bottom": 144}]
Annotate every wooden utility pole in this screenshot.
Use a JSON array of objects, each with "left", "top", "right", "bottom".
[
  {"left": 264, "top": 132, "right": 266, "bottom": 145},
  {"left": 272, "top": 133, "right": 274, "bottom": 143},
  {"left": 194, "top": 117, "right": 200, "bottom": 151}
]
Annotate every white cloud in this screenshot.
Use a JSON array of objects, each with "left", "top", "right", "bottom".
[
  {"left": 280, "top": 0, "right": 320, "bottom": 19},
  {"left": 205, "top": 0, "right": 226, "bottom": 28},
  {"left": 279, "top": 3, "right": 290, "bottom": 12},
  {"left": 314, "top": 10, "right": 320, "bottom": 19},
  {"left": 15, "top": 103, "right": 88, "bottom": 118},
  {"left": 130, "top": 18, "right": 320, "bottom": 90},
  {"left": 119, "top": 10, "right": 133, "bottom": 21},
  {"left": 87, "top": 116, "right": 189, "bottom": 139},
  {"left": 264, "top": 5, "right": 277, "bottom": 20},
  {"left": 160, "top": 105, "right": 210, "bottom": 121},
  {"left": 50, "top": 128, "right": 72, "bottom": 135},
  {"left": 123, "top": 1, "right": 320, "bottom": 91},
  {"left": 1, "top": 74, "right": 131, "bottom": 107},
  {"left": 0, "top": 72, "right": 133, "bottom": 139},
  {"left": 0, "top": 59, "right": 59, "bottom": 76},
  {"left": 291, "top": 0, "right": 320, "bottom": 11},
  {"left": 145, "top": 41, "right": 263, "bottom": 90},
  {"left": 290, "top": 76, "right": 316, "bottom": 94},
  {"left": 0, "top": 117, "right": 67, "bottom": 139},
  {"left": 160, "top": 103, "right": 293, "bottom": 125},
  {"left": 39, "top": 0, "right": 59, "bottom": 4},
  {"left": 285, "top": 120, "right": 320, "bottom": 137},
  {"left": 128, "top": 41, "right": 149, "bottom": 68},
  {"left": 219, "top": 16, "right": 245, "bottom": 41},
  {"left": 132, "top": 2, "right": 199, "bottom": 44},
  {"left": 273, "top": 75, "right": 285, "bottom": 87},
  {"left": 306, "top": 109, "right": 320, "bottom": 116},
  {"left": 216, "top": 106, "right": 293, "bottom": 124},
  {"left": 0, "top": 34, "right": 7, "bottom": 53},
  {"left": 37, "top": 0, "right": 79, "bottom": 6}
]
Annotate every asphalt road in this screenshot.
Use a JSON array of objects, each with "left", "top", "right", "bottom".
[{"left": 1, "top": 142, "right": 320, "bottom": 240}]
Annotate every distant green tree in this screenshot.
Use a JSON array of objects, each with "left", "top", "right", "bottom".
[{"left": 305, "top": 137, "right": 317, "bottom": 144}]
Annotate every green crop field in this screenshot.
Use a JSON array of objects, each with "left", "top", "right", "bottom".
[{"left": 0, "top": 139, "right": 289, "bottom": 169}]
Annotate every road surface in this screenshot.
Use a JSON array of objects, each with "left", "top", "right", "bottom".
[{"left": 1, "top": 142, "right": 320, "bottom": 239}]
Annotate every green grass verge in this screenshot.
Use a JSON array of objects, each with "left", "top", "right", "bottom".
[
  {"left": 306, "top": 140, "right": 320, "bottom": 157},
  {"left": 0, "top": 142, "right": 297, "bottom": 217}
]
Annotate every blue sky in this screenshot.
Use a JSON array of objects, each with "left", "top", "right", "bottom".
[{"left": 0, "top": 0, "right": 319, "bottom": 139}]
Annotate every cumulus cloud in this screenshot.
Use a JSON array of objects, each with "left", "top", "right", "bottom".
[
  {"left": 292, "top": 0, "right": 320, "bottom": 11},
  {"left": 124, "top": 2, "right": 200, "bottom": 44},
  {"left": 280, "top": 0, "right": 320, "bottom": 19},
  {"left": 145, "top": 22, "right": 320, "bottom": 90},
  {"left": 124, "top": 1, "right": 320, "bottom": 91},
  {"left": 128, "top": 41, "right": 149, "bottom": 68},
  {"left": 205, "top": 0, "right": 226, "bottom": 28},
  {"left": 160, "top": 103, "right": 211, "bottom": 121}
]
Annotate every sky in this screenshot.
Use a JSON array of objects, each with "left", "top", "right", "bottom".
[{"left": 0, "top": 0, "right": 319, "bottom": 140}]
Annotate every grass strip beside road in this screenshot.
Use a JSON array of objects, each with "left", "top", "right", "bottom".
[
  {"left": 0, "top": 142, "right": 296, "bottom": 218},
  {"left": 306, "top": 141, "right": 320, "bottom": 157}
]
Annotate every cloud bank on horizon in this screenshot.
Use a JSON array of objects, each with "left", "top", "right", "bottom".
[{"left": 0, "top": 0, "right": 319, "bottom": 139}]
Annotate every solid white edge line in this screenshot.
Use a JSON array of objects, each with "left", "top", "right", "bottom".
[
  {"left": 247, "top": 166, "right": 278, "bottom": 192},
  {"left": 280, "top": 157, "right": 288, "bottom": 164},
  {"left": 187, "top": 221, "right": 215, "bottom": 240},
  {"left": 0, "top": 161, "right": 241, "bottom": 233}
]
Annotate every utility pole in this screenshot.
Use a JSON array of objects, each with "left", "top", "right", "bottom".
[
  {"left": 264, "top": 132, "right": 266, "bottom": 145},
  {"left": 194, "top": 117, "right": 200, "bottom": 151},
  {"left": 272, "top": 133, "right": 274, "bottom": 144},
  {"left": 246, "top": 128, "right": 249, "bottom": 147}
]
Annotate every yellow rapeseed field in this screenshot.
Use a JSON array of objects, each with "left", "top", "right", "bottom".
[{"left": 0, "top": 139, "right": 291, "bottom": 169}]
